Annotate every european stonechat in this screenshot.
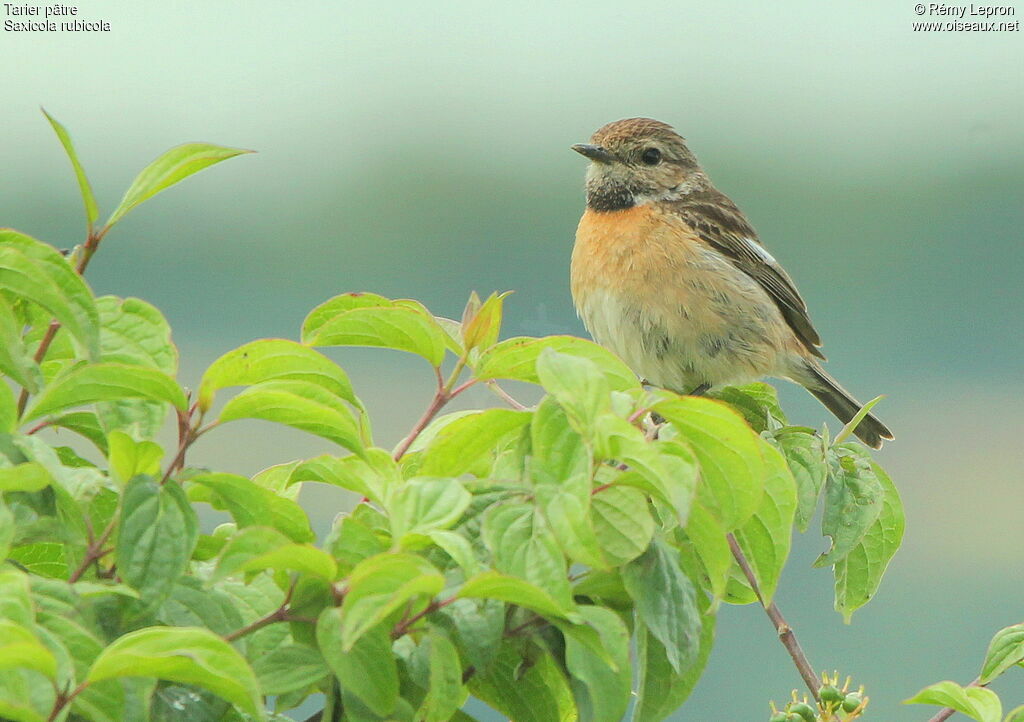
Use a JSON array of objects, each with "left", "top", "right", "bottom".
[{"left": 570, "top": 118, "right": 893, "bottom": 448}]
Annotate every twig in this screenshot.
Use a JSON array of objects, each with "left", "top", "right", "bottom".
[
  {"left": 391, "top": 361, "right": 475, "bottom": 460},
  {"left": 224, "top": 581, "right": 300, "bottom": 642},
  {"left": 47, "top": 681, "right": 89, "bottom": 722},
  {"left": 224, "top": 605, "right": 290, "bottom": 642},
  {"left": 67, "top": 515, "right": 118, "bottom": 583},
  {"left": 927, "top": 679, "right": 983, "bottom": 722},
  {"left": 486, "top": 380, "right": 528, "bottom": 410},
  {"left": 392, "top": 386, "right": 451, "bottom": 460},
  {"left": 17, "top": 226, "right": 110, "bottom": 417},
  {"left": 391, "top": 595, "right": 458, "bottom": 639},
  {"left": 727, "top": 534, "right": 821, "bottom": 702}
]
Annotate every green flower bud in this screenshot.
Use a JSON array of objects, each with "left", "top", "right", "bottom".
[
  {"left": 788, "top": 701, "right": 817, "bottom": 722},
  {"left": 842, "top": 693, "right": 863, "bottom": 713},
  {"left": 819, "top": 685, "right": 842, "bottom": 705}
]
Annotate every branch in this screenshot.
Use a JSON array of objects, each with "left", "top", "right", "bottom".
[
  {"left": 224, "top": 605, "right": 290, "bottom": 642},
  {"left": 392, "top": 361, "right": 475, "bottom": 460},
  {"left": 727, "top": 534, "right": 821, "bottom": 702},
  {"left": 391, "top": 595, "right": 458, "bottom": 639},
  {"left": 47, "top": 681, "right": 89, "bottom": 722},
  {"left": 67, "top": 515, "right": 118, "bottom": 583}
]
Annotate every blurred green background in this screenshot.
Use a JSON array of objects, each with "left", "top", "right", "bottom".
[{"left": 2, "top": 0, "right": 1023, "bottom": 719}]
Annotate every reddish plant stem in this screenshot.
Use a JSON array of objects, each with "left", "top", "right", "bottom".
[
  {"left": 392, "top": 363, "right": 475, "bottom": 460},
  {"left": 47, "top": 681, "right": 89, "bottom": 722},
  {"left": 727, "top": 534, "right": 821, "bottom": 703},
  {"left": 392, "top": 388, "right": 451, "bottom": 460},
  {"left": 67, "top": 514, "right": 118, "bottom": 583},
  {"left": 17, "top": 227, "right": 110, "bottom": 417},
  {"left": 391, "top": 595, "right": 459, "bottom": 639},
  {"left": 224, "top": 605, "right": 291, "bottom": 642}
]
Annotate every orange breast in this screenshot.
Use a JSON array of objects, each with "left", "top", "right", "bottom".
[{"left": 570, "top": 205, "right": 704, "bottom": 304}]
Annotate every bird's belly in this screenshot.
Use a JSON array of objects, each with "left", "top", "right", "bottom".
[{"left": 571, "top": 208, "right": 793, "bottom": 390}]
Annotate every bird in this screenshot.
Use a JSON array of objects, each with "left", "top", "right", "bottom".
[{"left": 570, "top": 118, "right": 893, "bottom": 448}]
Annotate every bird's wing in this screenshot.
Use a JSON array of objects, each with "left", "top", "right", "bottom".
[{"left": 674, "top": 197, "right": 825, "bottom": 359}]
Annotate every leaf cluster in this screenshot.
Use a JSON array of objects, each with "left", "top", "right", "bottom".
[{"left": 0, "top": 114, "right": 906, "bottom": 722}]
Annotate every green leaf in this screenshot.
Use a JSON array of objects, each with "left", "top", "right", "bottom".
[
  {"left": 418, "top": 408, "right": 531, "bottom": 475},
  {"left": 593, "top": 414, "right": 698, "bottom": 521},
  {"left": 833, "top": 395, "right": 885, "bottom": 446},
  {"left": 905, "top": 681, "right": 1002, "bottom": 722},
  {"left": 1006, "top": 705, "right": 1024, "bottom": 722},
  {"left": 682, "top": 502, "right": 731, "bottom": 601},
  {"left": 291, "top": 449, "right": 399, "bottom": 505},
  {"left": 622, "top": 539, "right": 700, "bottom": 674},
  {"left": 190, "top": 472, "right": 314, "bottom": 542},
  {"left": 709, "top": 382, "right": 786, "bottom": 432},
  {"left": 340, "top": 553, "right": 444, "bottom": 648},
  {"left": 0, "top": 380, "right": 16, "bottom": 433},
  {"left": 529, "top": 399, "right": 605, "bottom": 567},
  {"left": 7, "top": 543, "right": 67, "bottom": 579},
  {"left": 591, "top": 486, "right": 655, "bottom": 566},
  {"left": 49, "top": 411, "right": 109, "bottom": 454},
  {"left": 730, "top": 440, "right": 797, "bottom": 604},
  {"left": 303, "top": 292, "right": 394, "bottom": 337},
  {"left": 303, "top": 301, "right": 448, "bottom": 366},
  {"left": 632, "top": 608, "right": 716, "bottom": 722},
  {"left": 427, "top": 530, "right": 479, "bottom": 576},
  {"left": 0, "top": 620, "right": 58, "bottom": 678},
  {"left": 218, "top": 379, "right": 363, "bottom": 455},
  {"left": 470, "top": 644, "right": 577, "bottom": 722},
  {"left": 0, "top": 229, "right": 100, "bottom": 359},
  {"left": 95, "top": 295, "right": 178, "bottom": 439},
  {"left": 815, "top": 444, "right": 885, "bottom": 567},
  {"left": 251, "top": 644, "right": 328, "bottom": 695},
  {"left": 482, "top": 502, "right": 573, "bottom": 609},
  {"left": 0, "top": 462, "right": 53, "bottom": 492},
  {"left": 212, "top": 526, "right": 337, "bottom": 582},
  {"left": 197, "top": 338, "right": 360, "bottom": 415},
  {"left": 0, "top": 699, "right": 47, "bottom": 722},
  {"left": 535, "top": 349, "right": 610, "bottom": 434},
  {"left": 42, "top": 109, "right": 100, "bottom": 228},
  {"left": 86, "top": 626, "right": 265, "bottom": 721},
  {"left": 116, "top": 476, "right": 198, "bottom": 618},
  {"left": 416, "top": 628, "right": 466, "bottom": 722},
  {"left": 653, "top": 396, "right": 765, "bottom": 530},
  {"left": 564, "top": 606, "right": 632, "bottom": 722},
  {"left": 317, "top": 609, "right": 398, "bottom": 717},
  {"left": 0, "top": 567, "right": 35, "bottom": 625},
  {"left": 159, "top": 579, "right": 243, "bottom": 637},
  {"left": 475, "top": 335, "right": 640, "bottom": 391},
  {"left": 106, "top": 143, "right": 252, "bottom": 227},
  {"left": 23, "top": 362, "right": 187, "bottom": 421},
  {"left": 390, "top": 476, "right": 471, "bottom": 543},
  {"left": 462, "top": 291, "right": 510, "bottom": 353},
  {"left": 834, "top": 462, "right": 904, "bottom": 621},
  {"left": 0, "top": 299, "right": 41, "bottom": 393},
  {"left": 770, "top": 428, "right": 827, "bottom": 533},
  {"left": 459, "top": 571, "right": 579, "bottom": 620},
  {"left": 981, "top": 624, "right": 1024, "bottom": 684},
  {"left": 107, "top": 431, "right": 163, "bottom": 485}
]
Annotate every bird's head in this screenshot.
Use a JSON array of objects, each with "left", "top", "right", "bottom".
[{"left": 572, "top": 118, "right": 705, "bottom": 211}]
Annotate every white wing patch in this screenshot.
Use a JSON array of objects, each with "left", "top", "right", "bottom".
[{"left": 743, "top": 237, "right": 777, "bottom": 265}]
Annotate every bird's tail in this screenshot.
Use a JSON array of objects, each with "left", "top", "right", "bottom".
[{"left": 798, "top": 361, "right": 894, "bottom": 449}]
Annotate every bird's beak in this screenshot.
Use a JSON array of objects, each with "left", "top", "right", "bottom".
[{"left": 572, "top": 144, "right": 616, "bottom": 163}]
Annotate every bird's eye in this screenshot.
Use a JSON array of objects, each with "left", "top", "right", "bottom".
[{"left": 641, "top": 147, "right": 662, "bottom": 165}]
